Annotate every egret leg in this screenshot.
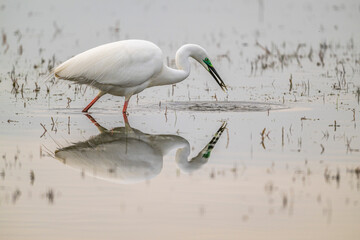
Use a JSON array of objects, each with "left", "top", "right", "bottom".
[
  {"left": 122, "top": 100, "right": 129, "bottom": 113},
  {"left": 122, "top": 112, "right": 129, "bottom": 125},
  {"left": 84, "top": 114, "right": 107, "bottom": 132},
  {"left": 82, "top": 92, "right": 104, "bottom": 112},
  {"left": 85, "top": 114, "right": 98, "bottom": 125}
]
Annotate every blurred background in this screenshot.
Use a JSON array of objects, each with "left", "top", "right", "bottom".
[{"left": 0, "top": 1, "right": 359, "bottom": 240}]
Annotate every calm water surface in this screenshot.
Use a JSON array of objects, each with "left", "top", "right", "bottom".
[{"left": 0, "top": 0, "right": 359, "bottom": 239}]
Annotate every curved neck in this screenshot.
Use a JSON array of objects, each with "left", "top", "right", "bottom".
[
  {"left": 175, "top": 144, "right": 209, "bottom": 174},
  {"left": 175, "top": 122, "right": 227, "bottom": 173},
  {"left": 175, "top": 44, "right": 194, "bottom": 74},
  {"left": 149, "top": 134, "right": 208, "bottom": 174},
  {"left": 151, "top": 44, "right": 198, "bottom": 87}
]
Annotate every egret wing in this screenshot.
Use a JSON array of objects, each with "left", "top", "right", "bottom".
[{"left": 55, "top": 40, "right": 163, "bottom": 88}]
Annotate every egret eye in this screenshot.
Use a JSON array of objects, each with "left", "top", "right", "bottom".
[{"left": 203, "top": 57, "right": 213, "bottom": 67}]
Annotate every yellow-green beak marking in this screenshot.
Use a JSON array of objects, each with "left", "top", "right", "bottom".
[
  {"left": 203, "top": 57, "right": 213, "bottom": 68},
  {"left": 203, "top": 58, "right": 227, "bottom": 92}
]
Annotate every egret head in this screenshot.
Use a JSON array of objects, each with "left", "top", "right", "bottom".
[{"left": 190, "top": 46, "right": 227, "bottom": 92}]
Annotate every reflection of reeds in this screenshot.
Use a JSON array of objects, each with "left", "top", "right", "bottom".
[
  {"left": 68, "top": 116, "right": 71, "bottom": 135},
  {"left": 346, "top": 138, "right": 360, "bottom": 153},
  {"left": 281, "top": 127, "right": 284, "bottom": 149},
  {"left": 0, "top": 169, "right": 5, "bottom": 179},
  {"left": 34, "top": 82, "right": 40, "bottom": 92},
  {"left": 334, "top": 62, "right": 347, "bottom": 89},
  {"left": 50, "top": 117, "right": 58, "bottom": 132},
  {"left": 324, "top": 168, "right": 340, "bottom": 185},
  {"left": 18, "top": 44, "right": 23, "bottom": 55},
  {"left": 12, "top": 189, "right": 21, "bottom": 204},
  {"left": 320, "top": 144, "right": 325, "bottom": 154},
  {"left": 66, "top": 97, "right": 72, "bottom": 108},
  {"left": 2, "top": 30, "right": 9, "bottom": 53},
  {"left": 260, "top": 127, "right": 270, "bottom": 149},
  {"left": 347, "top": 167, "right": 360, "bottom": 179},
  {"left": 9, "top": 67, "right": 19, "bottom": 94},
  {"left": 40, "top": 123, "right": 47, "bottom": 138},
  {"left": 318, "top": 42, "right": 327, "bottom": 67},
  {"left": 45, "top": 189, "right": 54, "bottom": 204},
  {"left": 2, "top": 31, "right": 6, "bottom": 45},
  {"left": 30, "top": 170, "right": 35, "bottom": 185},
  {"left": 308, "top": 47, "right": 313, "bottom": 62}
]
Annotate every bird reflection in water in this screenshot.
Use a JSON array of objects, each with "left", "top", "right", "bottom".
[{"left": 55, "top": 115, "right": 227, "bottom": 184}]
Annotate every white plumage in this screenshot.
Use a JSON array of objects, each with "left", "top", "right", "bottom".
[
  {"left": 55, "top": 39, "right": 227, "bottom": 113},
  {"left": 55, "top": 115, "right": 227, "bottom": 184}
]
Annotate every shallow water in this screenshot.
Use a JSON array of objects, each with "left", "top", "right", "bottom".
[
  {"left": 1, "top": 0, "right": 360, "bottom": 240},
  {"left": 148, "top": 101, "right": 287, "bottom": 112}
]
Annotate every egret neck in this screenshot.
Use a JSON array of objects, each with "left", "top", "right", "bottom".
[{"left": 151, "top": 44, "right": 202, "bottom": 86}]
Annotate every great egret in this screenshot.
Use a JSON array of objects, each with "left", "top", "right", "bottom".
[
  {"left": 55, "top": 114, "right": 227, "bottom": 184},
  {"left": 54, "top": 40, "right": 227, "bottom": 113}
]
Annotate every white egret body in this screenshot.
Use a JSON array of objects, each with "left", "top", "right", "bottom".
[{"left": 54, "top": 40, "right": 226, "bottom": 113}]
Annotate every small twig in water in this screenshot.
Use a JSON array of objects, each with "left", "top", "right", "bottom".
[
  {"left": 320, "top": 144, "right": 325, "bottom": 154},
  {"left": 66, "top": 97, "right": 72, "bottom": 108},
  {"left": 40, "top": 123, "right": 47, "bottom": 138}
]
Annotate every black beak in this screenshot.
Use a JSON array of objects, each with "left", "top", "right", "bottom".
[{"left": 208, "top": 65, "right": 227, "bottom": 92}]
